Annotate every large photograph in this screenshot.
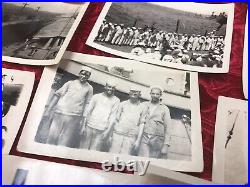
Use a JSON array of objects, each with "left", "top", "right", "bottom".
[
  {"left": 86, "top": 2, "right": 234, "bottom": 73},
  {"left": 2, "top": 68, "right": 35, "bottom": 154},
  {"left": 17, "top": 53, "right": 203, "bottom": 172},
  {"left": 212, "top": 97, "right": 248, "bottom": 184},
  {"left": 2, "top": 2, "right": 89, "bottom": 65}
]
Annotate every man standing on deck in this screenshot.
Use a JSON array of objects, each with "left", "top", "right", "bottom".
[
  {"left": 80, "top": 80, "right": 120, "bottom": 151},
  {"left": 109, "top": 87, "right": 145, "bottom": 155},
  {"left": 138, "top": 86, "right": 172, "bottom": 158},
  {"left": 45, "top": 66, "right": 93, "bottom": 148}
]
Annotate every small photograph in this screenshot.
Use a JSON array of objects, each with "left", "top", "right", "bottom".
[
  {"left": 2, "top": 81, "right": 23, "bottom": 149},
  {"left": 2, "top": 2, "right": 88, "bottom": 65},
  {"left": 86, "top": 2, "right": 234, "bottom": 73},
  {"left": 18, "top": 54, "right": 203, "bottom": 172},
  {"left": 213, "top": 97, "right": 248, "bottom": 184},
  {"left": 2, "top": 83, "right": 23, "bottom": 118},
  {"left": 2, "top": 68, "right": 35, "bottom": 154}
]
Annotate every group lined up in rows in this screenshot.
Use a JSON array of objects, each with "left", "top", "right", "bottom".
[{"left": 95, "top": 20, "right": 225, "bottom": 68}]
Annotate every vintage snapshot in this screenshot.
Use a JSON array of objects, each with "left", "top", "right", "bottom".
[
  {"left": 2, "top": 2, "right": 89, "bottom": 65},
  {"left": 212, "top": 97, "right": 248, "bottom": 184},
  {"left": 2, "top": 68, "right": 35, "bottom": 154},
  {"left": 18, "top": 53, "right": 203, "bottom": 172},
  {"left": 86, "top": 2, "right": 234, "bottom": 73},
  {"left": 3, "top": 155, "right": 207, "bottom": 184},
  {"left": 243, "top": 12, "right": 248, "bottom": 100}
]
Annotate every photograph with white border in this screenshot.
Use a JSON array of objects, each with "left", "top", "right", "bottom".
[
  {"left": 147, "top": 164, "right": 213, "bottom": 184},
  {"left": 212, "top": 96, "right": 248, "bottom": 184},
  {"left": 86, "top": 2, "right": 234, "bottom": 73},
  {"left": 17, "top": 52, "right": 203, "bottom": 172},
  {"left": 2, "top": 68, "right": 35, "bottom": 154},
  {"left": 2, "top": 2, "right": 89, "bottom": 66},
  {"left": 243, "top": 11, "right": 248, "bottom": 100},
  {"left": 3, "top": 155, "right": 209, "bottom": 184}
]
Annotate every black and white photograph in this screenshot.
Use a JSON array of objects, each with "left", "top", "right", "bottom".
[
  {"left": 2, "top": 2, "right": 89, "bottom": 65},
  {"left": 86, "top": 2, "right": 234, "bottom": 73},
  {"left": 17, "top": 53, "right": 203, "bottom": 172},
  {"left": 212, "top": 97, "right": 248, "bottom": 184},
  {"left": 2, "top": 68, "right": 35, "bottom": 154},
  {"left": 2, "top": 79, "right": 23, "bottom": 150}
]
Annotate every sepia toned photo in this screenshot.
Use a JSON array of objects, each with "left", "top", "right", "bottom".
[
  {"left": 212, "top": 97, "right": 248, "bottom": 184},
  {"left": 2, "top": 2, "right": 89, "bottom": 65},
  {"left": 86, "top": 2, "right": 234, "bottom": 73},
  {"left": 18, "top": 53, "right": 203, "bottom": 172},
  {"left": 2, "top": 68, "right": 35, "bottom": 154}
]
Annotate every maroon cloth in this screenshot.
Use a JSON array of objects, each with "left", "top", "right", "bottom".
[{"left": 3, "top": 2, "right": 247, "bottom": 181}]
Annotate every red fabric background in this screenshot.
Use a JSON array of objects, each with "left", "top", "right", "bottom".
[{"left": 3, "top": 2, "right": 247, "bottom": 181}]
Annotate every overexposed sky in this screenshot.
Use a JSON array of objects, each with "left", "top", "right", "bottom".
[
  {"left": 7, "top": 2, "right": 81, "bottom": 14},
  {"left": 150, "top": 2, "right": 229, "bottom": 15}
]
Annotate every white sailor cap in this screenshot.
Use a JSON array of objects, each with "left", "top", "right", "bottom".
[
  {"left": 150, "top": 85, "right": 163, "bottom": 93},
  {"left": 80, "top": 66, "right": 92, "bottom": 73},
  {"left": 129, "top": 85, "right": 141, "bottom": 92},
  {"left": 182, "top": 114, "right": 191, "bottom": 121},
  {"left": 196, "top": 56, "right": 203, "bottom": 62},
  {"left": 154, "top": 47, "right": 160, "bottom": 51},
  {"left": 213, "top": 50, "right": 220, "bottom": 55},
  {"left": 183, "top": 50, "right": 188, "bottom": 54},
  {"left": 177, "top": 53, "right": 183, "bottom": 57},
  {"left": 145, "top": 48, "right": 152, "bottom": 53},
  {"left": 215, "top": 56, "right": 222, "bottom": 61}
]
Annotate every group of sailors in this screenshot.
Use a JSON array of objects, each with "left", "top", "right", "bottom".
[{"left": 96, "top": 19, "right": 225, "bottom": 68}]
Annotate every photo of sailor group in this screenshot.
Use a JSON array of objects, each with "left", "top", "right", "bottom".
[
  {"left": 91, "top": 2, "right": 228, "bottom": 69},
  {"left": 35, "top": 61, "right": 192, "bottom": 161}
]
